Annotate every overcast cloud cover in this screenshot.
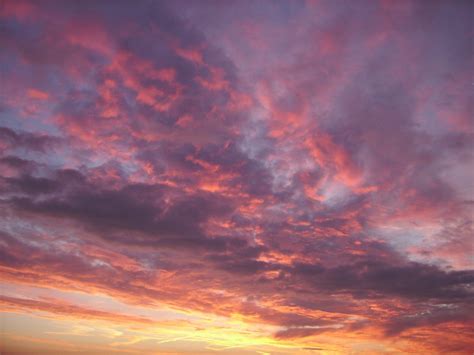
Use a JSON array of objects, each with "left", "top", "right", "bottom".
[{"left": 0, "top": 0, "right": 473, "bottom": 353}]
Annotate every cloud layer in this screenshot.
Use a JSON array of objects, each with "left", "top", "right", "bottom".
[{"left": 1, "top": 0, "right": 473, "bottom": 353}]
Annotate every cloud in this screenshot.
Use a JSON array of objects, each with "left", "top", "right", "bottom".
[
  {"left": 0, "top": 295, "right": 154, "bottom": 325},
  {"left": 384, "top": 304, "right": 474, "bottom": 336},
  {"left": 0, "top": 127, "right": 59, "bottom": 153},
  {"left": 0, "top": 0, "right": 473, "bottom": 353}
]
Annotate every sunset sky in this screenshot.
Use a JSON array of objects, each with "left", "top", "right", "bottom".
[{"left": 0, "top": 0, "right": 473, "bottom": 354}]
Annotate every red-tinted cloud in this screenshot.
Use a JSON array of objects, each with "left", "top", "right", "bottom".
[{"left": 1, "top": 0, "right": 473, "bottom": 353}]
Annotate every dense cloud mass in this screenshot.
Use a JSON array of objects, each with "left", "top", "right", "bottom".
[{"left": 0, "top": 0, "right": 473, "bottom": 354}]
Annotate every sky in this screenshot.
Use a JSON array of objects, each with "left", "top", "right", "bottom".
[{"left": 0, "top": 0, "right": 473, "bottom": 354}]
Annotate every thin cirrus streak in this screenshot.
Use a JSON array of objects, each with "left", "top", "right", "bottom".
[{"left": 0, "top": 0, "right": 473, "bottom": 354}]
